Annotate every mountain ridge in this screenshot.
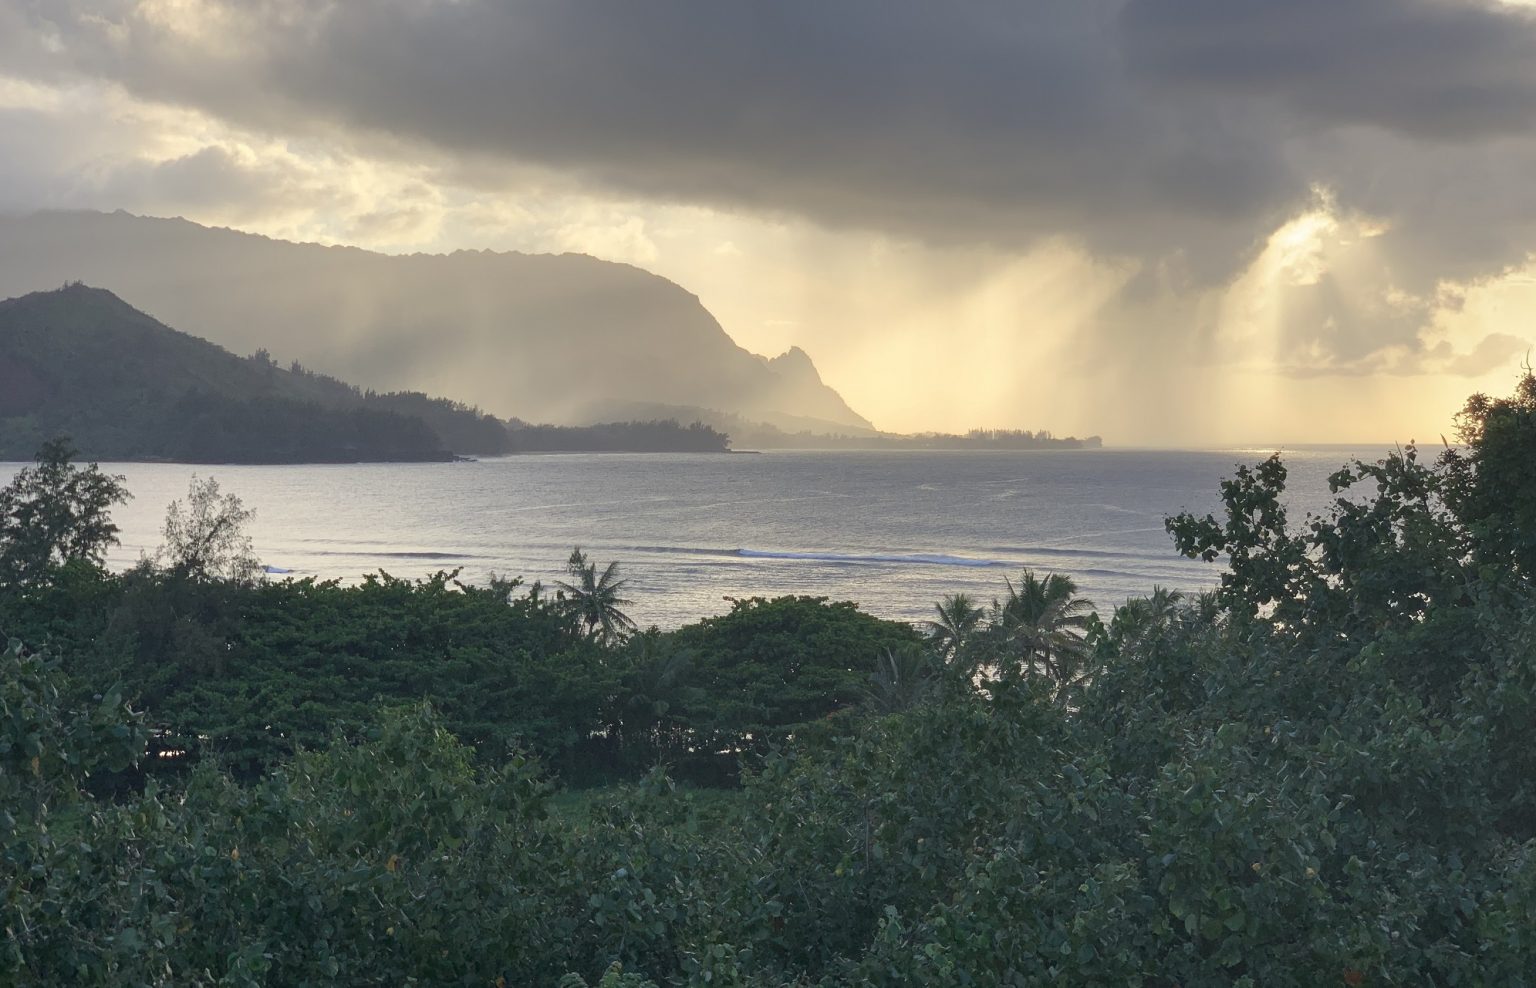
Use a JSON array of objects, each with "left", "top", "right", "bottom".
[
  {"left": 0, "top": 285, "right": 741, "bottom": 461},
  {"left": 0, "top": 284, "right": 465, "bottom": 462},
  {"left": 0, "top": 210, "right": 874, "bottom": 433}
]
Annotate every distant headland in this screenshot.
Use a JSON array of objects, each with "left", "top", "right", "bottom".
[{"left": 0, "top": 284, "right": 1100, "bottom": 463}]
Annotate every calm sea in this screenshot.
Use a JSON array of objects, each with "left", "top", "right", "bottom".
[{"left": 2, "top": 447, "right": 1389, "bottom": 628}]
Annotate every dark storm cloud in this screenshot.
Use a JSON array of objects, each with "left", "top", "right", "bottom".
[
  {"left": 8, "top": 0, "right": 1536, "bottom": 370},
  {"left": 1121, "top": 0, "right": 1536, "bottom": 140},
  {"left": 8, "top": 1, "right": 1302, "bottom": 268}
]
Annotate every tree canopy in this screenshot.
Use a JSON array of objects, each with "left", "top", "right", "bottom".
[
  {"left": 6, "top": 374, "right": 1536, "bottom": 984},
  {"left": 0, "top": 438, "right": 128, "bottom": 588}
]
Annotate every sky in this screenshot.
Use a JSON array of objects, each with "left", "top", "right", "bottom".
[{"left": 3, "top": 0, "right": 1536, "bottom": 445}]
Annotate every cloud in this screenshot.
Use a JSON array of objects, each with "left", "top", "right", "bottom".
[
  {"left": 3, "top": 0, "right": 1536, "bottom": 417},
  {"left": 1120, "top": 0, "right": 1536, "bottom": 140},
  {"left": 3, "top": 1, "right": 1299, "bottom": 265},
  {"left": 0, "top": 72, "right": 455, "bottom": 247}
]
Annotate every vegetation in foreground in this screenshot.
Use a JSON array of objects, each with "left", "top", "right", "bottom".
[{"left": 4, "top": 378, "right": 1536, "bottom": 984}]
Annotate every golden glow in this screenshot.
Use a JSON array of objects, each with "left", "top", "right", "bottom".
[
  {"left": 1269, "top": 210, "right": 1338, "bottom": 286},
  {"left": 4, "top": 76, "right": 1533, "bottom": 446}
]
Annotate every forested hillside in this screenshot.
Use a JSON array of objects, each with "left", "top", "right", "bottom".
[
  {"left": 4, "top": 376, "right": 1536, "bottom": 983},
  {"left": 0, "top": 285, "right": 734, "bottom": 461},
  {"left": 0, "top": 285, "right": 505, "bottom": 461}
]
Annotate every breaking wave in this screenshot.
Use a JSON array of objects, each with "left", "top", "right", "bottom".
[
  {"left": 631, "top": 544, "right": 1003, "bottom": 567},
  {"left": 735, "top": 548, "right": 1003, "bottom": 568}
]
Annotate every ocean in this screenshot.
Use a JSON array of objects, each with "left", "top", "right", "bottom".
[{"left": 3, "top": 446, "right": 1389, "bottom": 628}]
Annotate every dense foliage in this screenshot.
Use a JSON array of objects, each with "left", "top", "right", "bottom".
[
  {"left": 0, "top": 285, "right": 732, "bottom": 462},
  {"left": 0, "top": 439, "right": 128, "bottom": 587},
  {"left": 154, "top": 392, "right": 456, "bottom": 463},
  {"left": 0, "top": 285, "right": 496, "bottom": 461},
  {"left": 4, "top": 378, "right": 1536, "bottom": 984}
]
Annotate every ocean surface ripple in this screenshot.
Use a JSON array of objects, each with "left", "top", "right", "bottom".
[{"left": 4, "top": 446, "right": 1376, "bottom": 627}]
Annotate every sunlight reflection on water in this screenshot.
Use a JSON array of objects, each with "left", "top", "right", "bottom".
[{"left": 2, "top": 446, "right": 1380, "bottom": 628}]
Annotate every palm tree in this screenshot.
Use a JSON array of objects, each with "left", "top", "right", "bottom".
[
  {"left": 1107, "top": 585, "right": 1184, "bottom": 653},
  {"left": 555, "top": 547, "right": 638, "bottom": 645},
  {"left": 1188, "top": 589, "right": 1223, "bottom": 627},
  {"left": 991, "top": 570, "right": 1095, "bottom": 694},
  {"left": 924, "top": 592, "right": 985, "bottom": 666},
  {"left": 862, "top": 646, "right": 937, "bottom": 715}
]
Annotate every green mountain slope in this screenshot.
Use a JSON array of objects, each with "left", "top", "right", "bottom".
[{"left": 0, "top": 285, "right": 506, "bottom": 462}]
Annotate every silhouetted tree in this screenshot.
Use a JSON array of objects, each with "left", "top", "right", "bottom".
[
  {"left": 987, "top": 570, "right": 1094, "bottom": 695},
  {"left": 0, "top": 438, "right": 129, "bottom": 588},
  {"left": 157, "top": 476, "right": 262, "bottom": 583},
  {"left": 923, "top": 592, "right": 985, "bottom": 667},
  {"left": 556, "top": 547, "right": 637, "bottom": 645}
]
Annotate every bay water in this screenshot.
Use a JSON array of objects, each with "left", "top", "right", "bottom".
[{"left": 4, "top": 446, "right": 1388, "bottom": 628}]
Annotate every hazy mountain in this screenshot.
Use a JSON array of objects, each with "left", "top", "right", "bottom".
[
  {"left": 0, "top": 210, "right": 874, "bottom": 432},
  {"left": 0, "top": 284, "right": 506, "bottom": 462}
]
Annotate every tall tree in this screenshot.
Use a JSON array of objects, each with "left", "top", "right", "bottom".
[
  {"left": 1105, "top": 585, "right": 1184, "bottom": 654},
  {"left": 158, "top": 476, "right": 262, "bottom": 583},
  {"left": 1446, "top": 371, "right": 1536, "bottom": 580},
  {"left": 923, "top": 592, "right": 985, "bottom": 667},
  {"left": 0, "top": 438, "right": 129, "bottom": 588},
  {"left": 988, "top": 570, "right": 1095, "bottom": 694},
  {"left": 556, "top": 547, "right": 637, "bottom": 645},
  {"left": 862, "top": 645, "right": 938, "bottom": 715}
]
